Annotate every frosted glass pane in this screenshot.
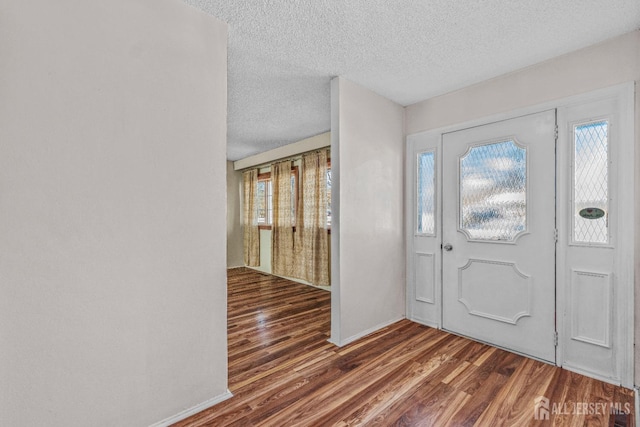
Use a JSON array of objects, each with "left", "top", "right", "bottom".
[
  {"left": 257, "top": 181, "right": 267, "bottom": 224},
  {"left": 327, "top": 169, "right": 332, "bottom": 225},
  {"left": 460, "top": 141, "right": 526, "bottom": 241},
  {"left": 291, "top": 175, "right": 296, "bottom": 221},
  {"left": 256, "top": 180, "right": 272, "bottom": 224},
  {"left": 574, "top": 121, "right": 608, "bottom": 244},
  {"left": 417, "top": 151, "right": 435, "bottom": 234}
]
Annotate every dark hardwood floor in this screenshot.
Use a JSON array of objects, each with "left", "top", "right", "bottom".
[{"left": 174, "top": 267, "right": 634, "bottom": 426}]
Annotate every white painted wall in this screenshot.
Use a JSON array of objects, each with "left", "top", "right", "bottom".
[
  {"left": 406, "top": 31, "right": 639, "bottom": 136},
  {"left": 227, "top": 161, "right": 244, "bottom": 268},
  {"left": 0, "top": 1, "right": 229, "bottom": 426},
  {"left": 330, "top": 77, "right": 406, "bottom": 345},
  {"left": 405, "top": 30, "right": 640, "bottom": 386}
]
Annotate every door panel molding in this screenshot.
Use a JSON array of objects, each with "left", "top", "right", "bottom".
[
  {"left": 457, "top": 258, "right": 532, "bottom": 325},
  {"left": 569, "top": 269, "right": 612, "bottom": 349},
  {"left": 415, "top": 252, "right": 435, "bottom": 304}
]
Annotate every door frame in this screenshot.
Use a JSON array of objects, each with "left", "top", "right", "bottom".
[{"left": 405, "top": 82, "right": 635, "bottom": 387}]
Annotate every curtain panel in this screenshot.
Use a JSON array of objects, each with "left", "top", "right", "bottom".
[
  {"left": 271, "top": 160, "right": 295, "bottom": 276},
  {"left": 294, "top": 149, "right": 330, "bottom": 286},
  {"left": 242, "top": 169, "right": 260, "bottom": 266}
]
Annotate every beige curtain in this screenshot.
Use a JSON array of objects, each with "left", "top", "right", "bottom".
[
  {"left": 294, "top": 149, "right": 330, "bottom": 286},
  {"left": 242, "top": 169, "right": 260, "bottom": 266},
  {"left": 271, "top": 160, "right": 294, "bottom": 276}
]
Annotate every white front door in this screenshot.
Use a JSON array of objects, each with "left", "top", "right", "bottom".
[{"left": 441, "top": 110, "right": 557, "bottom": 363}]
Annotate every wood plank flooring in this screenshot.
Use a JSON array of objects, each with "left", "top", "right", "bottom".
[{"left": 174, "top": 267, "right": 634, "bottom": 427}]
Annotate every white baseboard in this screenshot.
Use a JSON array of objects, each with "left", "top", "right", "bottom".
[
  {"left": 333, "top": 316, "right": 405, "bottom": 347},
  {"left": 149, "top": 390, "right": 233, "bottom": 427},
  {"left": 227, "top": 265, "right": 244, "bottom": 269},
  {"left": 244, "top": 266, "right": 330, "bottom": 291}
]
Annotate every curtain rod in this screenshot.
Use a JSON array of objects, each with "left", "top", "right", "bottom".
[{"left": 240, "top": 147, "right": 331, "bottom": 172}]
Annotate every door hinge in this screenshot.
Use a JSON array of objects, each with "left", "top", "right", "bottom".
[
  {"left": 554, "top": 229, "right": 558, "bottom": 242},
  {"left": 554, "top": 125, "right": 559, "bottom": 140},
  {"left": 554, "top": 331, "right": 559, "bottom": 347}
]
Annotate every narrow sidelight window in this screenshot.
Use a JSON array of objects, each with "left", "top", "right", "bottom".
[
  {"left": 417, "top": 151, "right": 436, "bottom": 235},
  {"left": 573, "top": 120, "right": 609, "bottom": 244}
]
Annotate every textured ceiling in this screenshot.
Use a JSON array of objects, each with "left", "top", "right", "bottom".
[{"left": 183, "top": 0, "right": 640, "bottom": 160}]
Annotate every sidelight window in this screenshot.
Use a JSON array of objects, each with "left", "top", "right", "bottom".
[
  {"left": 417, "top": 151, "right": 436, "bottom": 235},
  {"left": 572, "top": 120, "right": 609, "bottom": 244}
]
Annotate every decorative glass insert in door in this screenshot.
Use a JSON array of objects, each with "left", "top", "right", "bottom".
[
  {"left": 573, "top": 120, "right": 609, "bottom": 244},
  {"left": 417, "top": 150, "right": 435, "bottom": 235},
  {"left": 460, "top": 140, "right": 527, "bottom": 241}
]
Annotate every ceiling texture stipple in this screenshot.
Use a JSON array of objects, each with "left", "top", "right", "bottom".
[{"left": 183, "top": 0, "right": 640, "bottom": 161}]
